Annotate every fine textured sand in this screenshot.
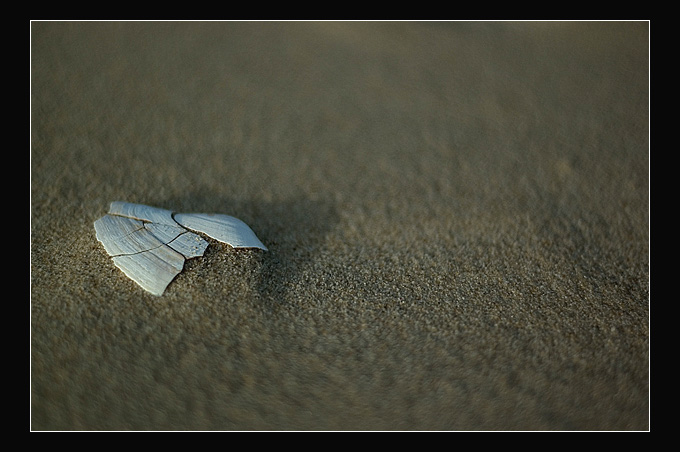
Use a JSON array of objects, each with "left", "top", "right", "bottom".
[{"left": 31, "top": 21, "right": 649, "bottom": 430}]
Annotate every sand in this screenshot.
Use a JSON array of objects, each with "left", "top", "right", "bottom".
[{"left": 31, "top": 21, "right": 649, "bottom": 430}]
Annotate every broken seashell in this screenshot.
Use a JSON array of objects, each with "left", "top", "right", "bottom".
[
  {"left": 94, "top": 202, "right": 267, "bottom": 296},
  {"left": 174, "top": 213, "right": 268, "bottom": 250}
]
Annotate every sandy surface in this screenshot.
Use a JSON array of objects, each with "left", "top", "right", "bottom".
[{"left": 31, "top": 21, "right": 649, "bottom": 430}]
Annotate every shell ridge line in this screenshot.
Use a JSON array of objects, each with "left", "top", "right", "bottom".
[
  {"left": 144, "top": 223, "right": 189, "bottom": 244},
  {"left": 106, "top": 211, "right": 154, "bottom": 223},
  {"left": 166, "top": 231, "right": 209, "bottom": 258},
  {"left": 95, "top": 221, "right": 146, "bottom": 242},
  {"left": 108, "top": 202, "right": 179, "bottom": 227},
  {"left": 108, "top": 240, "right": 173, "bottom": 258}
]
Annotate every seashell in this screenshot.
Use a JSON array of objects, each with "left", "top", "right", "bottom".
[
  {"left": 174, "top": 213, "right": 268, "bottom": 251},
  {"left": 94, "top": 202, "right": 267, "bottom": 296}
]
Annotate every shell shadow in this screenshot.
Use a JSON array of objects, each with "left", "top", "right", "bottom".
[{"left": 160, "top": 193, "right": 339, "bottom": 308}]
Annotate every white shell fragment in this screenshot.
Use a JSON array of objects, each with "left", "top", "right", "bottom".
[
  {"left": 174, "top": 213, "right": 268, "bottom": 250},
  {"left": 94, "top": 202, "right": 267, "bottom": 296}
]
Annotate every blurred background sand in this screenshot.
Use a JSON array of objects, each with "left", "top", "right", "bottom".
[{"left": 31, "top": 21, "right": 649, "bottom": 430}]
